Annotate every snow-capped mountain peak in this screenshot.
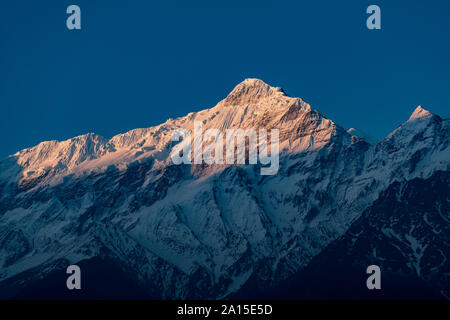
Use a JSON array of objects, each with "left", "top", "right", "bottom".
[
  {"left": 1, "top": 78, "right": 338, "bottom": 189},
  {"left": 229, "top": 78, "right": 284, "bottom": 97},
  {"left": 220, "top": 78, "right": 287, "bottom": 107},
  {"left": 408, "top": 105, "right": 434, "bottom": 121}
]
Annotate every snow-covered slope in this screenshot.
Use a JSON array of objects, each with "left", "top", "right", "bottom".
[
  {"left": 0, "top": 79, "right": 448, "bottom": 298},
  {"left": 268, "top": 170, "right": 449, "bottom": 299}
]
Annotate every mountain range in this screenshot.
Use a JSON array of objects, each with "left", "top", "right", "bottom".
[{"left": 0, "top": 79, "right": 448, "bottom": 299}]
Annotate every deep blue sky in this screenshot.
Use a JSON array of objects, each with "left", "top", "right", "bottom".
[{"left": 0, "top": 0, "right": 449, "bottom": 158}]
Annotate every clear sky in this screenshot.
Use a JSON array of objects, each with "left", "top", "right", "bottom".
[{"left": 0, "top": 0, "right": 449, "bottom": 158}]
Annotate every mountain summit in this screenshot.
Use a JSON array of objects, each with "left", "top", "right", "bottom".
[
  {"left": 408, "top": 105, "right": 434, "bottom": 121},
  {"left": 223, "top": 78, "right": 286, "bottom": 105}
]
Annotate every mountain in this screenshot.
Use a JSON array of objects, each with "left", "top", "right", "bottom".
[
  {"left": 234, "top": 170, "right": 449, "bottom": 299},
  {"left": 0, "top": 79, "right": 448, "bottom": 299}
]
